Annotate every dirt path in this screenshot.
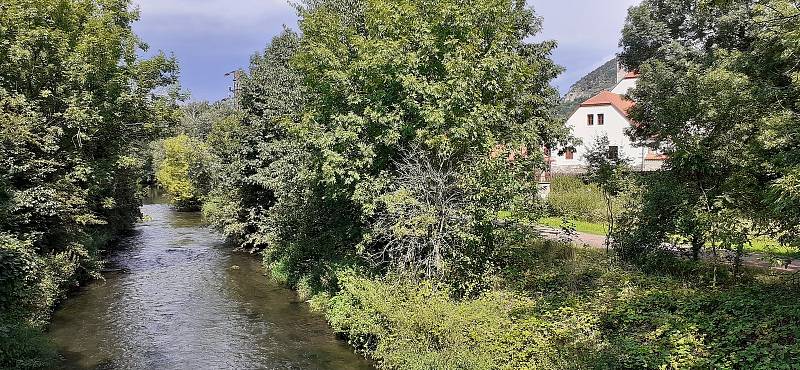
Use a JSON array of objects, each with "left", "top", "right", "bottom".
[{"left": 536, "top": 226, "right": 800, "bottom": 273}]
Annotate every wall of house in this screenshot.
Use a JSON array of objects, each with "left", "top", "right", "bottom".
[
  {"left": 551, "top": 105, "right": 648, "bottom": 172},
  {"left": 611, "top": 78, "right": 637, "bottom": 94}
]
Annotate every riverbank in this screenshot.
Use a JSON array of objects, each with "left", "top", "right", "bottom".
[
  {"left": 16, "top": 204, "right": 369, "bottom": 370},
  {"left": 305, "top": 239, "right": 800, "bottom": 369},
  {"left": 1, "top": 231, "right": 120, "bottom": 369}
]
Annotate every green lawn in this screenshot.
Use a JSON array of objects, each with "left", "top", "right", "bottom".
[
  {"left": 538, "top": 217, "right": 608, "bottom": 236},
  {"left": 727, "top": 237, "right": 799, "bottom": 259},
  {"left": 539, "top": 217, "right": 799, "bottom": 259}
]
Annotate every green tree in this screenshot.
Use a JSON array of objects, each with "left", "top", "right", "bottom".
[
  {"left": 154, "top": 134, "right": 209, "bottom": 211},
  {"left": 199, "top": 0, "right": 568, "bottom": 294},
  {"left": 582, "top": 136, "right": 631, "bottom": 253},
  {"left": 291, "top": 0, "right": 567, "bottom": 284},
  {"left": 202, "top": 29, "right": 310, "bottom": 252},
  {"left": 616, "top": 0, "right": 800, "bottom": 261},
  {"left": 0, "top": 0, "right": 180, "bottom": 365}
]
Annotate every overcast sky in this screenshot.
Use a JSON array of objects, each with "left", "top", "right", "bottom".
[{"left": 132, "top": 0, "right": 641, "bottom": 102}]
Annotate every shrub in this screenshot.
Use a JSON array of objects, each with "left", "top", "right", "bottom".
[
  {"left": 326, "top": 272, "right": 579, "bottom": 369},
  {"left": 0, "top": 317, "right": 56, "bottom": 370},
  {"left": 154, "top": 135, "right": 210, "bottom": 211},
  {"left": 0, "top": 236, "right": 60, "bottom": 369},
  {"left": 320, "top": 240, "right": 800, "bottom": 369},
  {"left": 547, "top": 176, "right": 607, "bottom": 223}
]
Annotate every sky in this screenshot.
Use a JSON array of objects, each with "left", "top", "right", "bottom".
[{"left": 132, "top": 0, "right": 641, "bottom": 102}]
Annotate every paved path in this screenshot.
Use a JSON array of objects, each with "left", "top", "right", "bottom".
[{"left": 536, "top": 226, "right": 800, "bottom": 273}]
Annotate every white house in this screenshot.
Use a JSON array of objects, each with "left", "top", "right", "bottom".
[{"left": 549, "top": 70, "right": 665, "bottom": 174}]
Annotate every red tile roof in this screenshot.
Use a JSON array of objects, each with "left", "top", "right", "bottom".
[
  {"left": 580, "top": 91, "right": 635, "bottom": 117},
  {"left": 623, "top": 71, "right": 640, "bottom": 79},
  {"left": 645, "top": 152, "right": 668, "bottom": 161}
]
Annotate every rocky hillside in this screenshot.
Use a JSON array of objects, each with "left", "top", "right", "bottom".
[{"left": 557, "top": 58, "right": 618, "bottom": 118}]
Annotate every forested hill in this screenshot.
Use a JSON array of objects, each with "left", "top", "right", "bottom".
[{"left": 557, "top": 58, "right": 618, "bottom": 118}]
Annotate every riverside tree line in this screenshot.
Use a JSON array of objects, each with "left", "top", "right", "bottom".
[
  {"left": 3, "top": 0, "right": 800, "bottom": 369},
  {"left": 0, "top": 0, "right": 180, "bottom": 366}
]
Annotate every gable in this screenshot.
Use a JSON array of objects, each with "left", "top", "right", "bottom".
[
  {"left": 567, "top": 105, "right": 629, "bottom": 128},
  {"left": 563, "top": 90, "right": 638, "bottom": 129}
]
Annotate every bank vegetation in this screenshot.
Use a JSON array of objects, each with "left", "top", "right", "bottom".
[{"left": 159, "top": 0, "right": 800, "bottom": 369}]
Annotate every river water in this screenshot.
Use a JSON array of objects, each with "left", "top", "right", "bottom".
[{"left": 47, "top": 204, "right": 373, "bottom": 370}]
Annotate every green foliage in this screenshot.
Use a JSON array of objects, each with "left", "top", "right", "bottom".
[
  {"left": 327, "top": 271, "right": 568, "bottom": 369},
  {"left": 154, "top": 134, "right": 210, "bottom": 210},
  {"left": 547, "top": 176, "right": 608, "bottom": 223},
  {"left": 323, "top": 241, "right": 800, "bottom": 369},
  {"left": 582, "top": 135, "right": 632, "bottom": 250},
  {"left": 198, "top": 0, "right": 567, "bottom": 295},
  {"left": 0, "top": 0, "right": 180, "bottom": 363},
  {"left": 289, "top": 0, "right": 564, "bottom": 282},
  {"left": 617, "top": 0, "right": 800, "bottom": 260},
  {"left": 0, "top": 316, "right": 56, "bottom": 370},
  {"left": 202, "top": 29, "right": 306, "bottom": 252}
]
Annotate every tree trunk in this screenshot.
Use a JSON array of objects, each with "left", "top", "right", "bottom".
[
  {"left": 691, "top": 233, "right": 704, "bottom": 261},
  {"left": 733, "top": 242, "right": 744, "bottom": 279},
  {"left": 605, "top": 193, "right": 613, "bottom": 254}
]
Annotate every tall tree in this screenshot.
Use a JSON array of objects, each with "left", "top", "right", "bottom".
[
  {"left": 616, "top": 0, "right": 800, "bottom": 258},
  {"left": 201, "top": 0, "right": 568, "bottom": 290},
  {"left": 0, "top": 0, "right": 180, "bottom": 336},
  {"left": 293, "top": 0, "right": 566, "bottom": 282}
]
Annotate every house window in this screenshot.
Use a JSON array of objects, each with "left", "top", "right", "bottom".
[
  {"left": 607, "top": 146, "right": 619, "bottom": 160},
  {"left": 565, "top": 149, "right": 575, "bottom": 160},
  {"left": 587, "top": 114, "right": 594, "bottom": 126},
  {"left": 598, "top": 114, "right": 605, "bottom": 125}
]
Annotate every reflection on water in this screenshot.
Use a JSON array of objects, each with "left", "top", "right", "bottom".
[{"left": 48, "top": 204, "right": 372, "bottom": 370}]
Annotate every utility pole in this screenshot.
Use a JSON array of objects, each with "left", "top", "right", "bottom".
[{"left": 224, "top": 70, "right": 243, "bottom": 107}]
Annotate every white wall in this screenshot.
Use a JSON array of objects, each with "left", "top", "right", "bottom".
[
  {"left": 551, "top": 105, "right": 649, "bottom": 171},
  {"left": 611, "top": 78, "right": 637, "bottom": 95}
]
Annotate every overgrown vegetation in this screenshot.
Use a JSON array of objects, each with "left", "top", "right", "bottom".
[
  {"left": 324, "top": 241, "right": 800, "bottom": 369},
  {"left": 4, "top": 0, "right": 799, "bottom": 368},
  {"left": 0, "top": 0, "right": 179, "bottom": 368},
  {"left": 546, "top": 176, "right": 609, "bottom": 223},
  {"left": 198, "top": 0, "right": 569, "bottom": 294},
  {"left": 180, "top": 0, "right": 799, "bottom": 368},
  {"left": 616, "top": 0, "right": 800, "bottom": 264}
]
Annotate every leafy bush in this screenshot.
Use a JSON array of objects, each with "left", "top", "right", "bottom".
[
  {"left": 547, "top": 176, "right": 607, "bottom": 223},
  {"left": 0, "top": 317, "right": 56, "bottom": 370},
  {"left": 320, "top": 240, "right": 800, "bottom": 369},
  {"left": 154, "top": 135, "right": 210, "bottom": 210},
  {"left": 326, "top": 272, "right": 581, "bottom": 369}
]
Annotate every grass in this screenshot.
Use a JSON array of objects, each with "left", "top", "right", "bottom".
[
  {"left": 539, "top": 216, "right": 608, "bottom": 236},
  {"left": 745, "top": 237, "right": 800, "bottom": 259},
  {"left": 539, "top": 217, "right": 800, "bottom": 260}
]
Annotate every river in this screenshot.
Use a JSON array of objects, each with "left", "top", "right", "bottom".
[{"left": 47, "top": 203, "right": 373, "bottom": 370}]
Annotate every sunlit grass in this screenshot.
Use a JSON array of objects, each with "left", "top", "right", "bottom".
[
  {"left": 539, "top": 217, "right": 799, "bottom": 259},
  {"left": 538, "top": 217, "right": 608, "bottom": 236}
]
